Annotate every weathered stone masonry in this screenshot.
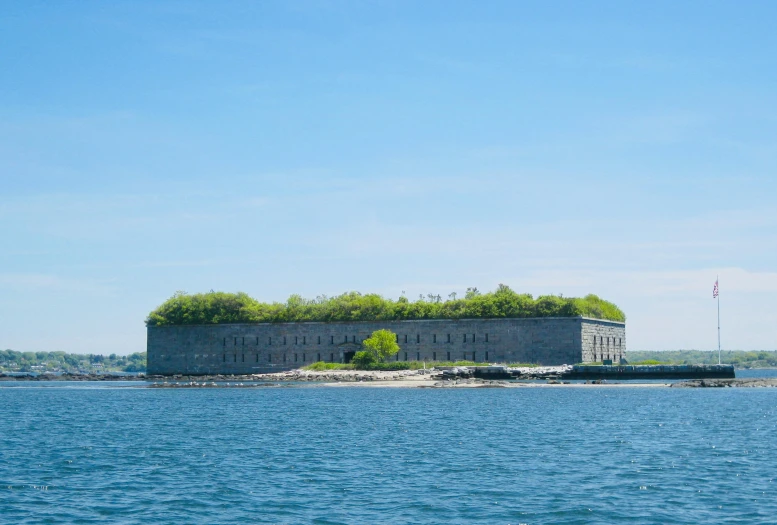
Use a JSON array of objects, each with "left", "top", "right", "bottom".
[{"left": 147, "top": 317, "right": 625, "bottom": 375}]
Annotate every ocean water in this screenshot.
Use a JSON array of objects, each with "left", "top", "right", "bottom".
[{"left": 1, "top": 384, "right": 775, "bottom": 524}]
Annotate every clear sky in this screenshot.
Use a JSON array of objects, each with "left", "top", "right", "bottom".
[{"left": 1, "top": 1, "right": 776, "bottom": 354}]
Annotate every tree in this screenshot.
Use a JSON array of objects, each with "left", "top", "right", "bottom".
[
  {"left": 146, "top": 287, "right": 626, "bottom": 325},
  {"left": 362, "top": 329, "right": 400, "bottom": 362},
  {"left": 465, "top": 287, "right": 481, "bottom": 299}
]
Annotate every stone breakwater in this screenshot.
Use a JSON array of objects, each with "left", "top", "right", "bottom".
[
  {"left": 566, "top": 364, "right": 735, "bottom": 380},
  {"left": 671, "top": 378, "right": 777, "bottom": 388}
]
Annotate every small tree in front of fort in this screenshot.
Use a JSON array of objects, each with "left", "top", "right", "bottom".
[{"left": 362, "top": 329, "right": 400, "bottom": 363}]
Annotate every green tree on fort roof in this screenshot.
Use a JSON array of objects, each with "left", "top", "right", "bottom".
[{"left": 144, "top": 285, "right": 626, "bottom": 326}]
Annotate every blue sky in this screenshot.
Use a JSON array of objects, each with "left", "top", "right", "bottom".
[{"left": 1, "top": 1, "right": 776, "bottom": 354}]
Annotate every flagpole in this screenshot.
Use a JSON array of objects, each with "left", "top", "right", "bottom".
[{"left": 717, "top": 275, "right": 721, "bottom": 365}]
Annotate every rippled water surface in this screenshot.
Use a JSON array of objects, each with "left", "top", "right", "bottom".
[{"left": 1, "top": 384, "right": 776, "bottom": 524}]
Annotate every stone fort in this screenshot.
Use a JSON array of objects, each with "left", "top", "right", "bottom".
[{"left": 147, "top": 316, "right": 625, "bottom": 375}]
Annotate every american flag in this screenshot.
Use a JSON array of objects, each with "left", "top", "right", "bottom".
[{"left": 713, "top": 279, "right": 719, "bottom": 298}]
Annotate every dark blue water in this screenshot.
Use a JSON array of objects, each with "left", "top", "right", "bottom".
[{"left": 1, "top": 384, "right": 776, "bottom": 524}]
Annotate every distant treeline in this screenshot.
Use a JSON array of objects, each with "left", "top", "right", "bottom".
[
  {"left": 145, "top": 285, "right": 626, "bottom": 326},
  {"left": 0, "top": 350, "right": 146, "bottom": 373},
  {"left": 628, "top": 350, "right": 777, "bottom": 368}
]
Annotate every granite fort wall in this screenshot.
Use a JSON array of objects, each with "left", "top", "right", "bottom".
[
  {"left": 581, "top": 320, "right": 627, "bottom": 363},
  {"left": 147, "top": 317, "right": 626, "bottom": 375}
]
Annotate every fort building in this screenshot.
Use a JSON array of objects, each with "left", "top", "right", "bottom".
[{"left": 147, "top": 316, "right": 625, "bottom": 375}]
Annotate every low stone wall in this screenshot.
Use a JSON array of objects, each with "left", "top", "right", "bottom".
[{"left": 147, "top": 317, "right": 625, "bottom": 375}]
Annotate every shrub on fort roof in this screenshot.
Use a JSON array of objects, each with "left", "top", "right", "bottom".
[{"left": 145, "top": 285, "right": 626, "bottom": 326}]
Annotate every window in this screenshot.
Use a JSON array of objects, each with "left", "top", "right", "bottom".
[
  {"left": 330, "top": 353, "right": 334, "bottom": 362},
  {"left": 234, "top": 337, "right": 238, "bottom": 346},
  {"left": 242, "top": 353, "right": 245, "bottom": 362},
  {"left": 485, "top": 333, "right": 489, "bottom": 343},
  {"left": 267, "top": 354, "right": 271, "bottom": 362},
  {"left": 283, "top": 337, "right": 287, "bottom": 345},
  {"left": 223, "top": 353, "right": 226, "bottom": 362},
  {"left": 472, "top": 351, "right": 476, "bottom": 362},
  {"left": 256, "top": 354, "right": 259, "bottom": 362},
  {"left": 404, "top": 352, "right": 408, "bottom": 361},
  {"left": 295, "top": 336, "right": 298, "bottom": 345},
  {"left": 433, "top": 352, "right": 437, "bottom": 360},
  {"left": 447, "top": 351, "right": 451, "bottom": 361},
  {"left": 269, "top": 337, "right": 272, "bottom": 345},
  {"left": 396, "top": 353, "right": 400, "bottom": 361},
  {"left": 463, "top": 334, "right": 467, "bottom": 343},
  {"left": 416, "top": 352, "right": 420, "bottom": 361},
  {"left": 344, "top": 335, "right": 348, "bottom": 343},
  {"left": 404, "top": 335, "right": 408, "bottom": 344},
  {"left": 295, "top": 354, "right": 298, "bottom": 362},
  {"left": 283, "top": 354, "right": 286, "bottom": 363},
  {"left": 242, "top": 337, "right": 245, "bottom": 346},
  {"left": 416, "top": 334, "right": 420, "bottom": 343},
  {"left": 303, "top": 353, "right": 306, "bottom": 362},
  {"left": 233, "top": 354, "right": 237, "bottom": 362},
  {"left": 223, "top": 338, "right": 227, "bottom": 347},
  {"left": 485, "top": 351, "right": 489, "bottom": 361},
  {"left": 433, "top": 334, "right": 437, "bottom": 343},
  {"left": 396, "top": 334, "right": 399, "bottom": 343},
  {"left": 256, "top": 337, "right": 259, "bottom": 345},
  {"left": 472, "top": 333, "right": 475, "bottom": 342},
  {"left": 330, "top": 335, "right": 334, "bottom": 344},
  {"left": 352, "top": 335, "right": 356, "bottom": 343},
  {"left": 463, "top": 352, "right": 467, "bottom": 360},
  {"left": 303, "top": 336, "right": 307, "bottom": 345},
  {"left": 447, "top": 334, "right": 451, "bottom": 343},
  {"left": 318, "top": 336, "right": 321, "bottom": 344}
]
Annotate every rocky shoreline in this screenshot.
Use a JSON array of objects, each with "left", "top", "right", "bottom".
[
  {"left": 0, "top": 366, "right": 568, "bottom": 383},
  {"left": 3, "top": 368, "right": 776, "bottom": 388}
]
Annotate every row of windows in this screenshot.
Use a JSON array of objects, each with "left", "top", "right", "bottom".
[
  {"left": 199, "top": 351, "right": 491, "bottom": 364},
  {"left": 211, "top": 353, "right": 336, "bottom": 364},
  {"left": 592, "top": 349, "right": 624, "bottom": 362},
  {"left": 592, "top": 336, "right": 623, "bottom": 347},
  {"left": 591, "top": 336, "right": 623, "bottom": 362},
  {"left": 223, "top": 333, "right": 491, "bottom": 346},
  {"left": 396, "top": 351, "right": 488, "bottom": 362}
]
